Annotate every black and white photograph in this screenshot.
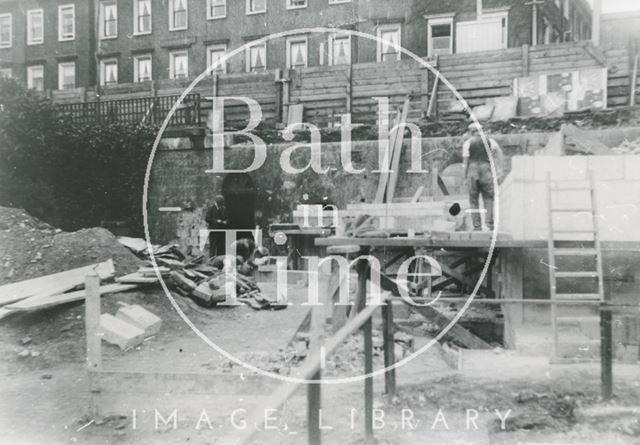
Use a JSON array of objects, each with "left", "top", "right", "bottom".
[{"left": 0, "top": 0, "right": 639, "bottom": 444}]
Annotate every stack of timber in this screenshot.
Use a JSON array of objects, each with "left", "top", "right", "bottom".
[{"left": 0, "top": 260, "right": 139, "bottom": 319}]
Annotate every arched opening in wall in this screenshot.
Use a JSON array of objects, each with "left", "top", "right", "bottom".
[{"left": 222, "top": 173, "right": 256, "bottom": 240}]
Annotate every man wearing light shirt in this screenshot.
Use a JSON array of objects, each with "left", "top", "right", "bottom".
[{"left": 462, "top": 123, "right": 505, "bottom": 231}]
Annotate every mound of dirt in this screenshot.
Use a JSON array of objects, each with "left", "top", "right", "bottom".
[{"left": 0, "top": 206, "right": 142, "bottom": 285}]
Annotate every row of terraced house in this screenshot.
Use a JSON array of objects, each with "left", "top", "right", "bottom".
[{"left": 0, "top": 0, "right": 594, "bottom": 93}]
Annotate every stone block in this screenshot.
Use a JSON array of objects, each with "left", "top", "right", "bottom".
[
  {"left": 116, "top": 304, "right": 162, "bottom": 337},
  {"left": 100, "top": 314, "right": 145, "bottom": 351},
  {"left": 587, "top": 156, "right": 624, "bottom": 180},
  {"left": 623, "top": 155, "right": 640, "bottom": 180}
]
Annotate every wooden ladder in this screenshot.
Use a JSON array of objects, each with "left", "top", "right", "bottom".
[{"left": 546, "top": 171, "right": 605, "bottom": 360}]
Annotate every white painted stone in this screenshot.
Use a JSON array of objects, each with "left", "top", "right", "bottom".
[
  {"left": 588, "top": 156, "right": 624, "bottom": 180},
  {"left": 100, "top": 314, "right": 145, "bottom": 351},
  {"left": 623, "top": 155, "right": 640, "bottom": 180},
  {"left": 116, "top": 304, "right": 162, "bottom": 337}
]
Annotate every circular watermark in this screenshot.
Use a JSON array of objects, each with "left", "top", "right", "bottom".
[{"left": 142, "top": 27, "right": 501, "bottom": 385}]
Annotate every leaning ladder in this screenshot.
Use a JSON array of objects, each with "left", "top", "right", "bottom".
[{"left": 546, "top": 171, "right": 605, "bottom": 360}]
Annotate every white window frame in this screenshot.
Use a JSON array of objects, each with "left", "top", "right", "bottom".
[
  {"left": 134, "top": 0, "right": 152, "bottom": 35},
  {"left": 133, "top": 55, "right": 152, "bottom": 82},
  {"left": 376, "top": 24, "right": 402, "bottom": 62},
  {"left": 206, "top": 44, "right": 227, "bottom": 73},
  {"left": 286, "top": 36, "right": 308, "bottom": 69},
  {"left": 100, "top": 58, "right": 118, "bottom": 86},
  {"left": 99, "top": 1, "right": 118, "bottom": 39},
  {"left": 428, "top": 17, "right": 453, "bottom": 57},
  {"left": 58, "top": 5, "right": 75, "bottom": 41},
  {"left": 328, "top": 33, "right": 351, "bottom": 66},
  {"left": 245, "top": 41, "right": 267, "bottom": 72},
  {"left": 328, "top": 0, "right": 351, "bottom": 4},
  {"left": 169, "top": 50, "right": 189, "bottom": 79},
  {"left": 207, "top": 0, "right": 227, "bottom": 19},
  {"left": 169, "top": 0, "right": 188, "bottom": 31},
  {"left": 27, "top": 65, "right": 44, "bottom": 91},
  {"left": 0, "top": 13, "right": 12, "bottom": 48},
  {"left": 58, "top": 61, "right": 76, "bottom": 90},
  {"left": 0, "top": 68, "right": 12, "bottom": 78},
  {"left": 246, "top": 0, "right": 266, "bottom": 15},
  {"left": 286, "top": 0, "right": 307, "bottom": 10},
  {"left": 27, "top": 9, "right": 44, "bottom": 45}
]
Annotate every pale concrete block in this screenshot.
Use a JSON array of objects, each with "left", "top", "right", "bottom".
[
  {"left": 100, "top": 314, "right": 145, "bottom": 350},
  {"left": 588, "top": 156, "right": 624, "bottom": 180},
  {"left": 534, "top": 156, "right": 589, "bottom": 181},
  {"left": 116, "top": 304, "right": 162, "bottom": 337},
  {"left": 623, "top": 155, "right": 640, "bottom": 180}
]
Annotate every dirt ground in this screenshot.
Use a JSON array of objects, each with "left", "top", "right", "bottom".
[{"left": 1, "top": 280, "right": 639, "bottom": 445}]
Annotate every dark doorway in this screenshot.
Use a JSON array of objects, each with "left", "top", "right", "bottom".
[{"left": 222, "top": 173, "right": 256, "bottom": 239}]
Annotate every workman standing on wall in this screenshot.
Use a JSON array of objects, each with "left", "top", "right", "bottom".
[{"left": 462, "top": 123, "right": 505, "bottom": 231}]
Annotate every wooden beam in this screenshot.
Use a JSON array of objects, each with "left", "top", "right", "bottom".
[
  {"left": 5, "top": 283, "right": 138, "bottom": 312},
  {"left": 85, "top": 272, "right": 102, "bottom": 417},
  {"left": 0, "top": 260, "right": 115, "bottom": 307},
  {"left": 385, "top": 97, "right": 411, "bottom": 203},
  {"left": 408, "top": 304, "right": 492, "bottom": 349}
]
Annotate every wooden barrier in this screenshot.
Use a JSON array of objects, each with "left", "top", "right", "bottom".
[{"left": 52, "top": 42, "right": 637, "bottom": 129}]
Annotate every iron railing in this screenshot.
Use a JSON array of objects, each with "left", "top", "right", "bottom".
[{"left": 56, "top": 93, "right": 202, "bottom": 127}]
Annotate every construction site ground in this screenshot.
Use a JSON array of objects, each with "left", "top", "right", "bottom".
[
  {"left": 1, "top": 208, "right": 639, "bottom": 444},
  {"left": 1, "top": 280, "right": 639, "bottom": 445}
]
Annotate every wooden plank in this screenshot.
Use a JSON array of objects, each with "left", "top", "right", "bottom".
[
  {"left": 115, "top": 273, "right": 158, "bottom": 284},
  {"left": 6, "top": 283, "right": 138, "bottom": 312},
  {"left": 408, "top": 304, "right": 492, "bottom": 349},
  {"left": 0, "top": 260, "right": 115, "bottom": 307},
  {"left": 386, "top": 97, "right": 411, "bottom": 203}
]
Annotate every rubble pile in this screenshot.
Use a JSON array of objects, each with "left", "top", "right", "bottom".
[
  {"left": 117, "top": 238, "right": 286, "bottom": 311},
  {"left": 0, "top": 207, "right": 141, "bottom": 286},
  {"left": 612, "top": 137, "right": 640, "bottom": 155}
]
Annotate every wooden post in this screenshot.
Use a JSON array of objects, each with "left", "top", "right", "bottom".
[
  {"left": 382, "top": 302, "right": 396, "bottom": 397},
  {"left": 282, "top": 69, "right": 291, "bottom": 126},
  {"left": 363, "top": 314, "right": 374, "bottom": 444},
  {"left": 346, "top": 66, "right": 353, "bottom": 114},
  {"left": 600, "top": 308, "right": 613, "bottom": 400},
  {"left": 630, "top": 55, "right": 638, "bottom": 106},
  {"left": 85, "top": 271, "right": 102, "bottom": 416},
  {"left": 521, "top": 44, "right": 530, "bottom": 77},
  {"left": 307, "top": 370, "right": 322, "bottom": 445},
  {"left": 420, "top": 66, "right": 430, "bottom": 117}
]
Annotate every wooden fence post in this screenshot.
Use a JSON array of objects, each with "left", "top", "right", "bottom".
[
  {"left": 85, "top": 271, "right": 102, "bottom": 417},
  {"left": 600, "top": 308, "right": 613, "bottom": 400},
  {"left": 363, "top": 314, "right": 374, "bottom": 444},
  {"left": 307, "top": 370, "right": 322, "bottom": 445},
  {"left": 282, "top": 69, "right": 291, "bottom": 126},
  {"left": 420, "top": 66, "right": 430, "bottom": 117},
  {"left": 522, "top": 44, "right": 530, "bottom": 77},
  {"left": 382, "top": 302, "right": 396, "bottom": 398},
  {"left": 346, "top": 65, "right": 353, "bottom": 114}
]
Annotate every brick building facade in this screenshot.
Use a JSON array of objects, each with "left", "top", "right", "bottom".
[{"left": 0, "top": 0, "right": 591, "bottom": 92}]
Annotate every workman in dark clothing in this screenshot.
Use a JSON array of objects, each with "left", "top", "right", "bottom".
[
  {"left": 462, "top": 123, "right": 504, "bottom": 231},
  {"left": 205, "top": 195, "right": 228, "bottom": 257}
]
